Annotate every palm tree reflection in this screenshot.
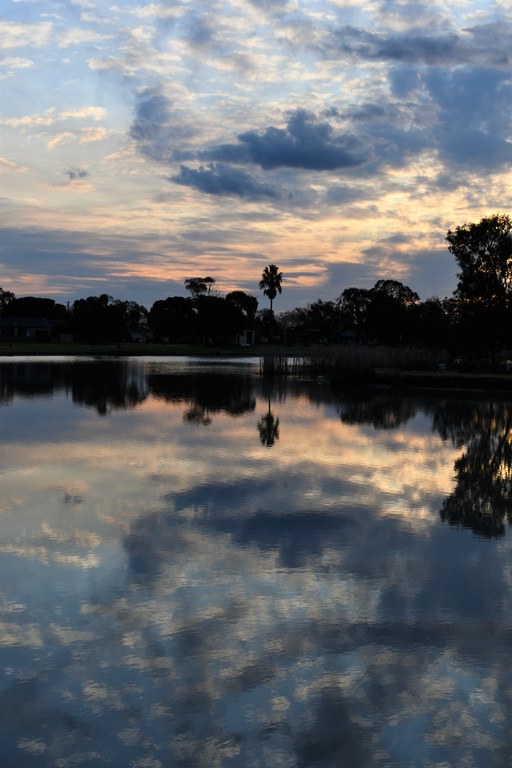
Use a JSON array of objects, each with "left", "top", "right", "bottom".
[{"left": 258, "top": 394, "right": 280, "bottom": 447}]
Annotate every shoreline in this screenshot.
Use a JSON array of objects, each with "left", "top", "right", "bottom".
[{"left": 0, "top": 342, "right": 510, "bottom": 391}]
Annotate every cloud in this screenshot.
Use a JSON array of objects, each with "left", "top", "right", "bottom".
[
  {"left": 56, "top": 27, "right": 113, "bottom": 48},
  {"left": 65, "top": 167, "right": 88, "bottom": 180},
  {"left": 239, "top": 109, "right": 367, "bottom": 170},
  {"left": 2, "top": 106, "right": 106, "bottom": 129},
  {"left": 47, "top": 127, "right": 109, "bottom": 148},
  {"left": 0, "top": 57, "right": 34, "bottom": 78},
  {"left": 0, "top": 156, "right": 27, "bottom": 173},
  {"left": 185, "top": 13, "right": 218, "bottom": 50},
  {"left": 0, "top": 21, "right": 52, "bottom": 48},
  {"left": 425, "top": 66, "right": 512, "bottom": 171},
  {"left": 130, "top": 86, "right": 194, "bottom": 163},
  {"left": 203, "top": 109, "right": 368, "bottom": 171},
  {"left": 324, "top": 20, "right": 512, "bottom": 67},
  {"left": 172, "top": 163, "right": 279, "bottom": 200}
]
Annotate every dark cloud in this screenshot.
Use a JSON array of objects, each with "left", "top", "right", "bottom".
[
  {"left": 198, "top": 141, "right": 252, "bottom": 165},
  {"left": 188, "top": 109, "right": 369, "bottom": 172},
  {"left": 65, "top": 167, "right": 88, "bottom": 181},
  {"left": 236, "top": 109, "right": 367, "bottom": 171},
  {"left": 185, "top": 14, "right": 217, "bottom": 49},
  {"left": 171, "top": 162, "right": 279, "bottom": 200},
  {"left": 248, "top": 0, "right": 289, "bottom": 7},
  {"left": 325, "top": 184, "right": 377, "bottom": 205},
  {"left": 130, "top": 86, "right": 194, "bottom": 163},
  {"left": 425, "top": 66, "right": 512, "bottom": 170},
  {"left": 388, "top": 63, "right": 512, "bottom": 172},
  {"left": 325, "top": 22, "right": 512, "bottom": 67},
  {"left": 172, "top": 109, "right": 371, "bottom": 197}
]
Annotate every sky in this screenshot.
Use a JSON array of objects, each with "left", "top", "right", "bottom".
[{"left": 1, "top": 0, "right": 511, "bottom": 312}]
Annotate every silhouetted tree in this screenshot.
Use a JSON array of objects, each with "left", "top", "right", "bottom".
[
  {"left": 184, "top": 276, "right": 216, "bottom": 298},
  {"left": 259, "top": 264, "right": 283, "bottom": 313},
  {"left": 122, "top": 301, "right": 149, "bottom": 340},
  {"left": 0, "top": 287, "right": 15, "bottom": 315},
  {"left": 336, "top": 281, "right": 419, "bottom": 343},
  {"left": 7, "top": 296, "right": 68, "bottom": 319},
  {"left": 71, "top": 294, "right": 127, "bottom": 343},
  {"left": 255, "top": 308, "right": 280, "bottom": 343},
  {"left": 337, "top": 287, "right": 372, "bottom": 335},
  {"left": 447, "top": 214, "right": 512, "bottom": 309},
  {"left": 366, "top": 280, "right": 419, "bottom": 344},
  {"left": 196, "top": 294, "right": 244, "bottom": 342},
  {"left": 447, "top": 213, "right": 512, "bottom": 351},
  {"left": 277, "top": 299, "right": 340, "bottom": 344},
  {"left": 278, "top": 306, "right": 309, "bottom": 333},
  {"left": 408, "top": 297, "right": 452, "bottom": 348},
  {"left": 226, "top": 290, "right": 258, "bottom": 323},
  {"left": 306, "top": 299, "right": 340, "bottom": 339},
  {"left": 148, "top": 296, "right": 196, "bottom": 342}
]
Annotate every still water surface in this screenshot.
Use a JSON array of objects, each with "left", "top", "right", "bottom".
[{"left": 0, "top": 357, "right": 511, "bottom": 767}]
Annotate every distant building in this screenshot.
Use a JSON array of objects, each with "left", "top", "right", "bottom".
[
  {"left": 236, "top": 329, "right": 255, "bottom": 346},
  {"left": 0, "top": 316, "right": 61, "bottom": 340}
]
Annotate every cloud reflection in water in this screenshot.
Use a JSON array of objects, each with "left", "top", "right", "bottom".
[{"left": 0, "top": 359, "right": 511, "bottom": 767}]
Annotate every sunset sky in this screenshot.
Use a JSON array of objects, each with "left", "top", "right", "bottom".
[{"left": 1, "top": 0, "right": 511, "bottom": 311}]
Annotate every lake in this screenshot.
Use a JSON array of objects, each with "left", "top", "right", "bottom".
[{"left": 0, "top": 356, "right": 511, "bottom": 767}]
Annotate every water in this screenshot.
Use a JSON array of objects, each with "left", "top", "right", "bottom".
[{"left": 0, "top": 357, "right": 511, "bottom": 767}]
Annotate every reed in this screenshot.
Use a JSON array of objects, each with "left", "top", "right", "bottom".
[{"left": 259, "top": 345, "right": 446, "bottom": 382}]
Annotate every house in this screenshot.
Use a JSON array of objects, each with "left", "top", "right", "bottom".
[
  {"left": 236, "top": 329, "right": 255, "bottom": 346},
  {"left": 0, "top": 316, "right": 61, "bottom": 340}
]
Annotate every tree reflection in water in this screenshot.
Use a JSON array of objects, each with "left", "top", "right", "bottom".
[
  {"left": 338, "top": 393, "right": 512, "bottom": 538},
  {"left": 258, "top": 409, "right": 280, "bottom": 447},
  {"left": 257, "top": 383, "right": 280, "bottom": 447},
  {"left": 433, "top": 400, "right": 512, "bottom": 536},
  {"left": 150, "top": 371, "right": 256, "bottom": 424},
  {"left": 1, "top": 359, "right": 510, "bottom": 535},
  {"left": 337, "top": 394, "right": 417, "bottom": 430}
]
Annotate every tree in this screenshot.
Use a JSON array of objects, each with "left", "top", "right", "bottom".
[
  {"left": 408, "top": 297, "right": 452, "bottom": 348},
  {"left": 0, "top": 287, "right": 15, "bottom": 315},
  {"left": 7, "top": 296, "right": 68, "bottom": 320},
  {"left": 149, "top": 296, "right": 196, "bottom": 342},
  {"left": 337, "top": 287, "right": 372, "bottom": 334},
  {"left": 447, "top": 214, "right": 512, "bottom": 351},
  {"left": 372, "top": 279, "right": 419, "bottom": 307},
  {"left": 366, "top": 280, "right": 420, "bottom": 344},
  {"left": 184, "top": 276, "right": 216, "bottom": 298},
  {"left": 259, "top": 264, "right": 283, "bottom": 313},
  {"left": 115, "top": 300, "right": 148, "bottom": 341},
  {"left": 278, "top": 299, "right": 340, "bottom": 344},
  {"left": 226, "top": 291, "right": 258, "bottom": 323},
  {"left": 195, "top": 294, "right": 244, "bottom": 342},
  {"left": 71, "top": 294, "right": 128, "bottom": 343},
  {"left": 447, "top": 213, "right": 512, "bottom": 309}
]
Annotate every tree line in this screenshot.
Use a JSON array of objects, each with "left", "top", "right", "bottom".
[{"left": 0, "top": 214, "right": 510, "bottom": 356}]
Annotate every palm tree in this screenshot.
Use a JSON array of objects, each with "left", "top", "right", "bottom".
[{"left": 259, "top": 264, "right": 283, "bottom": 313}]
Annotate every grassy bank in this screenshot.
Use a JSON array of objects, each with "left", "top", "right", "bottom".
[{"left": 0, "top": 341, "right": 263, "bottom": 357}]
